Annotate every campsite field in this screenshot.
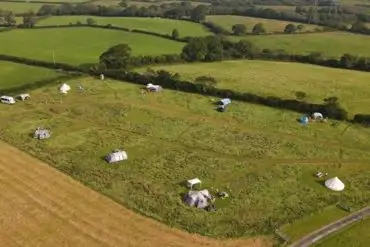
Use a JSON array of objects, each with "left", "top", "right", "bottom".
[
  {"left": 230, "top": 32, "right": 370, "bottom": 58},
  {"left": 313, "top": 218, "right": 370, "bottom": 247},
  {"left": 37, "top": 16, "right": 211, "bottom": 37},
  {"left": 0, "top": 61, "right": 61, "bottom": 91},
  {"left": 144, "top": 60, "right": 370, "bottom": 116},
  {"left": 0, "top": 28, "right": 184, "bottom": 65},
  {"left": 0, "top": 141, "right": 269, "bottom": 247},
  {"left": 0, "top": 2, "right": 51, "bottom": 14},
  {"left": 0, "top": 76, "right": 370, "bottom": 239},
  {"left": 206, "top": 15, "right": 320, "bottom": 33}
]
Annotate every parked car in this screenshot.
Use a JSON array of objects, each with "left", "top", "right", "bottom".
[{"left": 0, "top": 96, "right": 16, "bottom": 104}]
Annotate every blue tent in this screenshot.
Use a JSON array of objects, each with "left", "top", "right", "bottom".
[{"left": 300, "top": 115, "right": 309, "bottom": 124}]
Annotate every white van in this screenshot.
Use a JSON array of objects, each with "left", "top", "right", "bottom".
[{"left": 0, "top": 96, "right": 16, "bottom": 104}]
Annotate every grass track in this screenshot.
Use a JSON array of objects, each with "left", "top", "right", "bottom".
[
  {"left": 0, "top": 28, "right": 184, "bottom": 65},
  {"left": 0, "top": 77, "right": 369, "bottom": 238},
  {"left": 37, "top": 16, "right": 211, "bottom": 37}
]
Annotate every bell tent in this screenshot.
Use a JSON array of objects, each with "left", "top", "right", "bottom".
[
  {"left": 33, "top": 128, "right": 51, "bottom": 140},
  {"left": 105, "top": 150, "right": 128, "bottom": 164},
  {"left": 325, "top": 177, "right": 345, "bottom": 191},
  {"left": 184, "top": 189, "right": 212, "bottom": 209},
  {"left": 60, "top": 83, "right": 71, "bottom": 94},
  {"left": 312, "top": 112, "right": 324, "bottom": 120}
]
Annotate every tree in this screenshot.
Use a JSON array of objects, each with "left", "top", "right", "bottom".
[
  {"left": 119, "top": 0, "right": 128, "bottom": 8},
  {"left": 297, "top": 24, "right": 305, "bottom": 31},
  {"left": 171, "top": 28, "right": 179, "bottom": 39},
  {"left": 284, "top": 24, "right": 297, "bottom": 33},
  {"left": 204, "top": 35, "right": 223, "bottom": 61},
  {"left": 190, "top": 5, "right": 208, "bottom": 23},
  {"left": 22, "top": 12, "right": 36, "bottom": 28},
  {"left": 232, "top": 24, "right": 247, "bottom": 36},
  {"left": 86, "top": 17, "right": 96, "bottom": 25},
  {"left": 99, "top": 44, "right": 132, "bottom": 69},
  {"left": 235, "top": 40, "right": 255, "bottom": 58},
  {"left": 181, "top": 37, "right": 208, "bottom": 61},
  {"left": 252, "top": 23, "right": 266, "bottom": 34},
  {"left": 4, "top": 11, "right": 16, "bottom": 26}
]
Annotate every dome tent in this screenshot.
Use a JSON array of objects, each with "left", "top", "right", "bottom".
[
  {"left": 184, "top": 189, "right": 212, "bottom": 209},
  {"left": 34, "top": 127, "right": 51, "bottom": 140},
  {"left": 105, "top": 150, "right": 127, "bottom": 164},
  {"left": 312, "top": 112, "right": 324, "bottom": 120},
  {"left": 60, "top": 83, "right": 71, "bottom": 94},
  {"left": 325, "top": 177, "right": 345, "bottom": 191}
]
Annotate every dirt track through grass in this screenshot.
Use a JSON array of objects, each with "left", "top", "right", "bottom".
[{"left": 0, "top": 141, "right": 268, "bottom": 247}]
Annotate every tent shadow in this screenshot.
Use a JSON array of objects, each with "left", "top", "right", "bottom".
[
  {"left": 100, "top": 155, "right": 108, "bottom": 162},
  {"left": 316, "top": 179, "right": 327, "bottom": 188},
  {"left": 178, "top": 180, "right": 189, "bottom": 188}
]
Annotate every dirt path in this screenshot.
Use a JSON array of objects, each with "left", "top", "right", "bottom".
[{"left": 0, "top": 141, "right": 269, "bottom": 247}]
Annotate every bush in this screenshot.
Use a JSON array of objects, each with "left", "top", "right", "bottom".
[{"left": 353, "top": 114, "right": 370, "bottom": 124}]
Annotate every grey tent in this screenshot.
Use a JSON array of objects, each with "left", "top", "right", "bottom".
[
  {"left": 33, "top": 128, "right": 51, "bottom": 140},
  {"left": 105, "top": 150, "right": 128, "bottom": 164},
  {"left": 184, "top": 189, "right": 212, "bottom": 209}
]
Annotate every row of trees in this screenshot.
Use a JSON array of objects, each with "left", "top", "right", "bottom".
[
  {"left": 231, "top": 22, "right": 307, "bottom": 35},
  {"left": 0, "top": 11, "right": 36, "bottom": 27}
]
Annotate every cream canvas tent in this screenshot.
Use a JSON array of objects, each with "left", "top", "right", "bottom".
[
  {"left": 325, "top": 177, "right": 345, "bottom": 191},
  {"left": 105, "top": 150, "right": 128, "bottom": 164},
  {"left": 184, "top": 189, "right": 212, "bottom": 209},
  {"left": 312, "top": 112, "right": 324, "bottom": 120},
  {"left": 60, "top": 83, "right": 71, "bottom": 94}
]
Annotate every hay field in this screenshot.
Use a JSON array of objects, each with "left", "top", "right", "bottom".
[
  {"left": 37, "top": 16, "right": 211, "bottom": 37},
  {"left": 313, "top": 218, "right": 370, "bottom": 247},
  {"left": 0, "top": 61, "right": 61, "bottom": 91},
  {"left": 1, "top": 77, "right": 370, "bottom": 238},
  {"left": 145, "top": 60, "right": 370, "bottom": 116},
  {"left": 206, "top": 15, "right": 320, "bottom": 33},
  {"left": 0, "top": 2, "right": 53, "bottom": 13},
  {"left": 0, "top": 28, "right": 184, "bottom": 65},
  {"left": 231, "top": 32, "right": 370, "bottom": 58},
  {"left": 0, "top": 141, "right": 268, "bottom": 247}
]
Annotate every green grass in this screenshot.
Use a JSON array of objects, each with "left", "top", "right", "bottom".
[
  {"left": 0, "top": 61, "right": 61, "bottom": 91},
  {"left": 230, "top": 31, "right": 370, "bottom": 58},
  {"left": 143, "top": 60, "right": 370, "bottom": 116},
  {"left": 0, "top": 75, "right": 370, "bottom": 238},
  {"left": 0, "top": 28, "right": 184, "bottom": 65},
  {"left": 92, "top": 0, "right": 209, "bottom": 7},
  {"left": 37, "top": 16, "right": 211, "bottom": 37},
  {"left": 0, "top": 2, "right": 57, "bottom": 13},
  {"left": 206, "top": 15, "right": 320, "bottom": 33},
  {"left": 313, "top": 218, "right": 370, "bottom": 247}
]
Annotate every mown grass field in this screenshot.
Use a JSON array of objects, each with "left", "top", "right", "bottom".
[
  {"left": 0, "top": 28, "right": 184, "bottom": 65},
  {"left": 37, "top": 16, "right": 210, "bottom": 37},
  {"left": 0, "top": 61, "right": 61, "bottom": 91},
  {"left": 230, "top": 31, "right": 370, "bottom": 58},
  {"left": 313, "top": 218, "right": 370, "bottom": 247},
  {"left": 144, "top": 60, "right": 370, "bottom": 116},
  {"left": 0, "top": 75, "right": 369, "bottom": 238},
  {"left": 206, "top": 15, "right": 320, "bottom": 33},
  {"left": 0, "top": 2, "right": 56, "bottom": 13}
]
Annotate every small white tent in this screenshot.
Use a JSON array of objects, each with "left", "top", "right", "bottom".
[
  {"left": 312, "top": 112, "right": 324, "bottom": 120},
  {"left": 325, "top": 177, "right": 345, "bottom": 191},
  {"left": 34, "top": 128, "right": 51, "bottom": 140},
  {"left": 60, "top": 84, "right": 71, "bottom": 94},
  {"left": 146, "top": 83, "right": 162, "bottom": 92},
  {"left": 219, "top": 98, "right": 231, "bottom": 106},
  {"left": 184, "top": 189, "right": 212, "bottom": 209},
  {"left": 105, "top": 150, "right": 128, "bottom": 164}
]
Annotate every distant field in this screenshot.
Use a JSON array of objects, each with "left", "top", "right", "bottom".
[
  {"left": 206, "top": 15, "right": 320, "bottom": 33},
  {"left": 92, "top": 0, "right": 210, "bottom": 7},
  {"left": 0, "top": 2, "right": 55, "bottom": 14},
  {"left": 0, "top": 28, "right": 184, "bottom": 65},
  {"left": 255, "top": 5, "right": 296, "bottom": 12},
  {"left": 37, "top": 16, "right": 210, "bottom": 37},
  {"left": 313, "top": 218, "right": 370, "bottom": 247},
  {"left": 0, "top": 61, "right": 61, "bottom": 91},
  {"left": 146, "top": 60, "right": 370, "bottom": 115},
  {"left": 230, "top": 31, "right": 370, "bottom": 58}
]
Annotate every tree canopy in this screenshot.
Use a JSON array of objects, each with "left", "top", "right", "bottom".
[{"left": 99, "top": 44, "right": 132, "bottom": 69}]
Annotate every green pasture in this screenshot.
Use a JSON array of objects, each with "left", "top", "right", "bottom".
[
  {"left": 0, "top": 28, "right": 184, "bottom": 65},
  {"left": 92, "top": 0, "right": 209, "bottom": 7},
  {"left": 255, "top": 5, "right": 296, "bottom": 12},
  {"left": 0, "top": 2, "right": 54, "bottom": 14},
  {"left": 0, "top": 76, "right": 369, "bottom": 238},
  {"left": 0, "top": 61, "right": 61, "bottom": 91},
  {"left": 37, "top": 16, "right": 211, "bottom": 37},
  {"left": 145, "top": 60, "right": 370, "bottom": 116},
  {"left": 313, "top": 218, "right": 370, "bottom": 247},
  {"left": 206, "top": 15, "right": 320, "bottom": 33},
  {"left": 230, "top": 31, "right": 370, "bottom": 58}
]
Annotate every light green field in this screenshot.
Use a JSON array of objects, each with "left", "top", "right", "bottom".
[
  {"left": 0, "top": 61, "right": 61, "bottom": 91},
  {"left": 145, "top": 60, "right": 370, "bottom": 116},
  {"left": 0, "top": 75, "right": 370, "bottom": 238},
  {"left": 0, "top": 28, "right": 184, "bottom": 65},
  {"left": 206, "top": 15, "right": 320, "bottom": 33},
  {"left": 37, "top": 16, "right": 211, "bottom": 37},
  {"left": 313, "top": 218, "right": 370, "bottom": 247},
  {"left": 92, "top": 0, "right": 209, "bottom": 7},
  {"left": 0, "top": 2, "right": 57, "bottom": 13},
  {"left": 230, "top": 31, "right": 370, "bottom": 58}
]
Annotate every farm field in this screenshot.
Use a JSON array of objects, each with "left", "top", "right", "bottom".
[
  {"left": 230, "top": 31, "right": 370, "bottom": 58},
  {"left": 0, "top": 141, "right": 268, "bottom": 247},
  {"left": 206, "top": 15, "right": 320, "bottom": 33},
  {"left": 0, "top": 61, "right": 61, "bottom": 91},
  {"left": 313, "top": 218, "right": 370, "bottom": 247},
  {"left": 0, "top": 28, "right": 184, "bottom": 65},
  {"left": 0, "top": 2, "right": 54, "bottom": 13},
  {"left": 37, "top": 16, "right": 211, "bottom": 37},
  {"left": 0, "top": 76, "right": 370, "bottom": 239},
  {"left": 145, "top": 60, "right": 370, "bottom": 115},
  {"left": 92, "top": 0, "right": 209, "bottom": 7}
]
